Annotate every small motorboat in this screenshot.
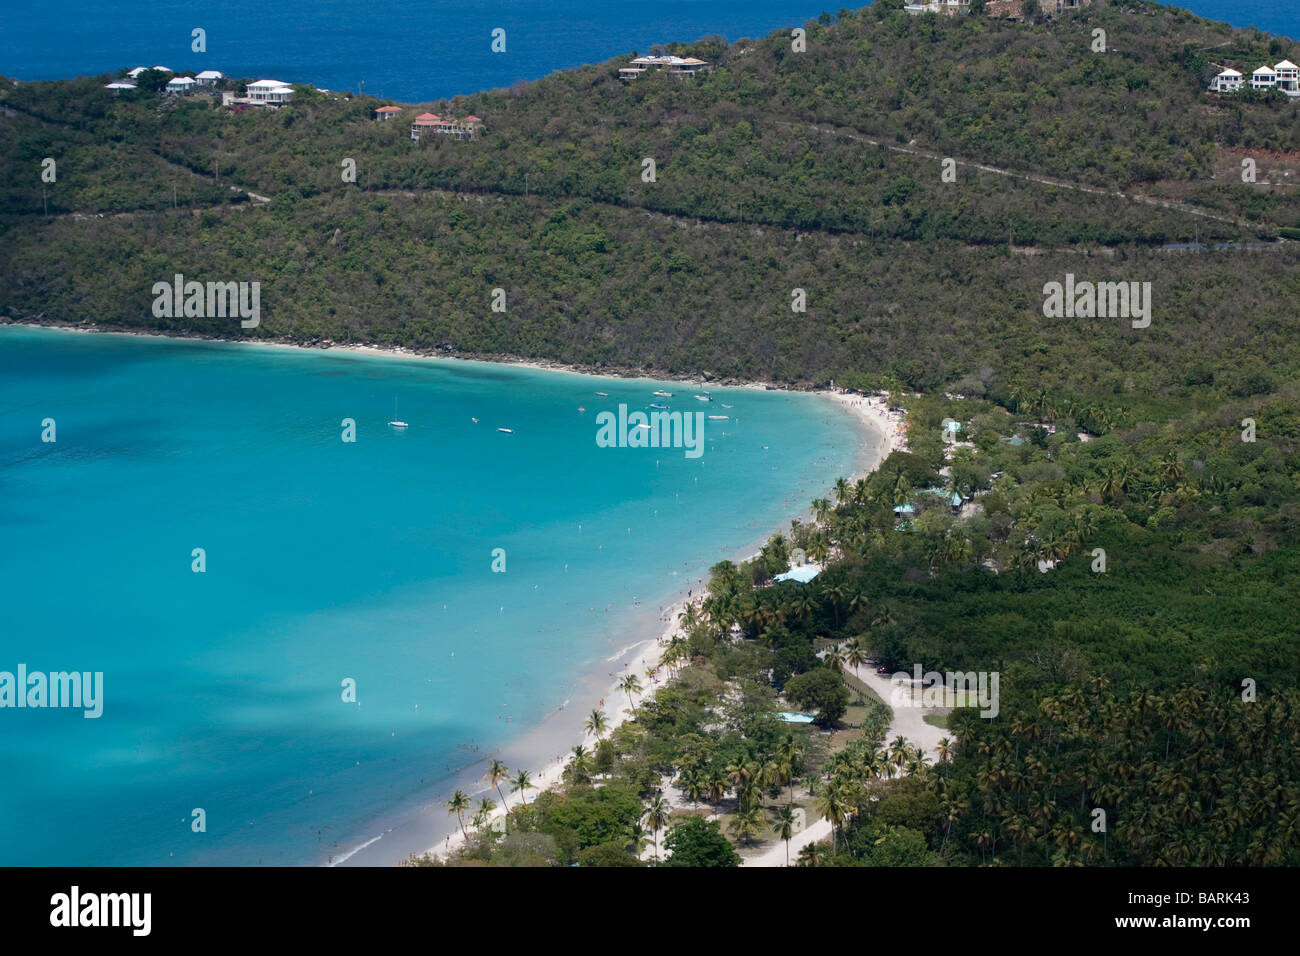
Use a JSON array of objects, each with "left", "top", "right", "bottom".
[
  {"left": 693, "top": 394, "right": 712, "bottom": 402},
  {"left": 497, "top": 427, "right": 514, "bottom": 434},
  {"left": 649, "top": 402, "right": 669, "bottom": 410},
  {"left": 653, "top": 390, "right": 672, "bottom": 397}
]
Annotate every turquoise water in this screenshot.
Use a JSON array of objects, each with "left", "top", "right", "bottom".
[{"left": 0, "top": 326, "right": 868, "bottom": 865}]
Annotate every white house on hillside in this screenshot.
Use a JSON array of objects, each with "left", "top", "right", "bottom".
[
  {"left": 247, "top": 79, "right": 295, "bottom": 105},
  {"left": 195, "top": 70, "right": 224, "bottom": 86},
  {"left": 1209, "top": 68, "right": 1242, "bottom": 92},
  {"left": 1251, "top": 65, "right": 1277, "bottom": 89},
  {"left": 1275, "top": 59, "right": 1299, "bottom": 94},
  {"left": 166, "top": 76, "right": 197, "bottom": 94},
  {"left": 1208, "top": 60, "right": 1299, "bottom": 97},
  {"left": 617, "top": 54, "right": 709, "bottom": 80}
]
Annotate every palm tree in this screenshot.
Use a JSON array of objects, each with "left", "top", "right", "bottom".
[
  {"left": 776, "top": 733, "right": 801, "bottom": 804},
  {"left": 643, "top": 794, "right": 671, "bottom": 861},
  {"left": 568, "top": 744, "right": 592, "bottom": 783},
  {"left": 934, "top": 736, "right": 954, "bottom": 763},
  {"left": 815, "top": 785, "right": 852, "bottom": 852},
  {"left": 704, "top": 773, "right": 728, "bottom": 817},
  {"left": 678, "top": 767, "right": 704, "bottom": 810},
  {"left": 618, "top": 674, "right": 643, "bottom": 715},
  {"left": 730, "top": 804, "right": 764, "bottom": 847},
  {"left": 797, "top": 841, "right": 823, "bottom": 867},
  {"left": 843, "top": 638, "right": 868, "bottom": 675},
  {"left": 584, "top": 708, "right": 609, "bottom": 741},
  {"left": 473, "top": 797, "right": 496, "bottom": 830},
  {"left": 485, "top": 758, "right": 510, "bottom": 830},
  {"left": 822, "top": 582, "right": 849, "bottom": 628},
  {"left": 444, "top": 789, "right": 471, "bottom": 837},
  {"left": 771, "top": 804, "right": 796, "bottom": 866},
  {"left": 510, "top": 768, "right": 534, "bottom": 812}
]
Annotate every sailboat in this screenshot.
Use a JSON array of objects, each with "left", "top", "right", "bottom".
[{"left": 387, "top": 399, "right": 408, "bottom": 429}]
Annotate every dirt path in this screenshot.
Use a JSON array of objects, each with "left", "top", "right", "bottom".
[{"left": 739, "top": 662, "right": 950, "bottom": 867}]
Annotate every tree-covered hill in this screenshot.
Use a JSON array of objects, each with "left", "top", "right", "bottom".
[{"left": 2, "top": 0, "right": 1299, "bottom": 404}]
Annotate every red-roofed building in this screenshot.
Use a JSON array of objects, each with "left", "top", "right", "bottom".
[
  {"left": 374, "top": 105, "right": 402, "bottom": 120},
  {"left": 410, "top": 112, "right": 442, "bottom": 140},
  {"left": 411, "top": 111, "right": 482, "bottom": 141}
]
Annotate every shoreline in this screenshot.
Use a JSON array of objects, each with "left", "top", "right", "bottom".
[
  {"left": 0, "top": 317, "right": 845, "bottom": 394},
  {"left": 4, "top": 317, "right": 900, "bottom": 867},
  {"left": 408, "top": 386, "right": 899, "bottom": 865}
]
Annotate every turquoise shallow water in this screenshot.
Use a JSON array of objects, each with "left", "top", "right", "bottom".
[{"left": 0, "top": 326, "right": 868, "bottom": 865}]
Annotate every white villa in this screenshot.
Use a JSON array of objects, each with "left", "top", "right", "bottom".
[
  {"left": 247, "top": 79, "right": 295, "bottom": 105},
  {"left": 905, "top": 0, "right": 971, "bottom": 13},
  {"left": 1209, "top": 68, "right": 1242, "bottom": 92},
  {"left": 104, "top": 81, "right": 136, "bottom": 93},
  {"left": 1276, "top": 60, "right": 1300, "bottom": 94},
  {"left": 195, "top": 70, "right": 224, "bottom": 86},
  {"left": 1252, "top": 65, "right": 1277, "bottom": 89},
  {"left": 166, "top": 75, "right": 197, "bottom": 94},
  {"left": 1209, "top": 60, "right": 1299, "bottom": 98},
  {"left": 618, "top": 54, "right": 709, "bottom": 80}
]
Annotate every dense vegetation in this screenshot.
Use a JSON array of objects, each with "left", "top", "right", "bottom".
[
  {"left": 3, "top": 0, "right": 1298, "bottom": 866},
  {"left": 3, "top": 1, "right": 1299, "bottom": 396}
]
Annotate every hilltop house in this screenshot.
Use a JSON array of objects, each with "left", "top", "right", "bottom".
[
  {"left": 1208, "top": 60, "right": 1298, "bottom": 98},
  {"left": 410, "top": 111, "right": 481, "bottom": 141},
  {"left": 905, "top": 0, "right": 971, "bottom": 14},
  {"left": 247, "top": 79, "right": 295, "bottom": 105},
  {"left": 1276, "top": 60, "right": 1300, "bottom": 94},
  {"left": 166, "top": 76, "right": 197, "bottom": 94},
  {"left": 983, "top": 0, "right": 1090, "bottom": 18},
  {"left": 374, "top": 105, "right": 402, "bottom": 120},
  {"left": 618, "top": 54, "right": 709, "bottom": 80},
  {"left": 104, "top": 81, "right": 136, "bottom": 93},
  {"left": 1209, "top": 68, "right": 1243, "bottom": 92},
  {"left": 1252, "top": 65, "right": 1277, "bottom": 89},
  {"left": 194, "top": 70, "right": 224, "bottom": 87}
]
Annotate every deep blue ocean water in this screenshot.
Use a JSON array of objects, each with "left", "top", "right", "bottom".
[
  {"left": 0, "top": 326, "right": 869, "bottom": 864},
  {"left": 1, "top": 1, "right": 1294, "bottom": 103}
]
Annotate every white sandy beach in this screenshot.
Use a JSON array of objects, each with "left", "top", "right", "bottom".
[{"left": 417, "top": 386, "right": 902, "bottom": 865}]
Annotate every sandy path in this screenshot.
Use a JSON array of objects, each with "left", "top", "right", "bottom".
[{"left": 740, "top": 662, "right": 948, "bottom": 867}]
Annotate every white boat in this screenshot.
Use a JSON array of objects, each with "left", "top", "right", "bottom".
[
  {"left": 596, "top": 391, "right": 609, "bottom": 397},
  {"left": 693, "top": 394, "right": 712, "bottom": 402},
  {"left": 387, "top": 398, "right": 408, "bottom": 428},
  {"left": 721, "top": 404, "right": 733, "bottom": 409},
  {"left": 653, "top": 390, "right": 672, "bottom": 397},
  {"left": 635, "top": 423, "right": 653, "bottom": 430},
  {"left": 497, "top": 427, "right": 514, "bottom": 434},
  {"left": 708, "top": 415, "right": 729, "bottom": 420},
  {"left": 649, "top": 402, "right": 669, "bottom": 410}
]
